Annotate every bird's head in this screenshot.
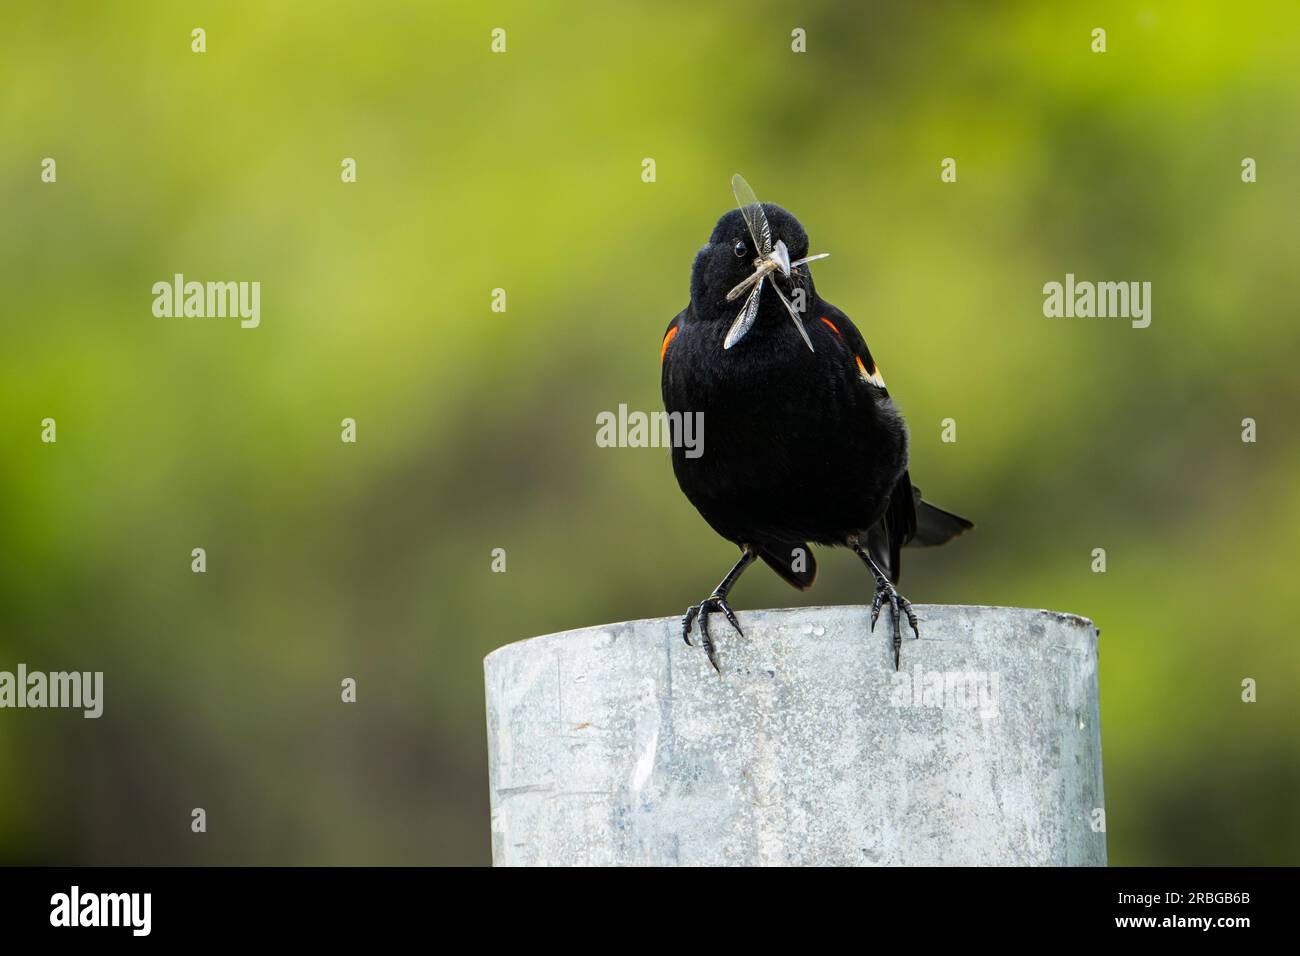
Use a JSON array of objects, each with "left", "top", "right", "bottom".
[{"left": 689, "top": 176, "right": 829, "bottom": 351}]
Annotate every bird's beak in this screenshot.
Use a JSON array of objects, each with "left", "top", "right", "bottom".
[{"left": 770, "top": 240, "right": 791, "bottom": 278}]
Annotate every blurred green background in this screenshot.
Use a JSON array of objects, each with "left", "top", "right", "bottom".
[{"left": 2, "top": 1, "right": 1297, "bottom": 865}]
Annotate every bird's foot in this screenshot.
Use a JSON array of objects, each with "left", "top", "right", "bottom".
[
  {"left": 870, "top": 579, "right": 919, "bottom": 670},
  {"left": 681, "top": 593, "right": 743, "bottom": 673}
]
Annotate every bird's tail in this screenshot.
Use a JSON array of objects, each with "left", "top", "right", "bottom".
[
  {"left": 759, "top": 541, "right": 818, "bottom": 591},
  {"left": 910, "top": 498, "right": 974, "bottom": 547}
]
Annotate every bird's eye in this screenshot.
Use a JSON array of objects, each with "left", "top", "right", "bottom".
[{"left": 733, "top": 240, "right": 747, "bottom": 258}]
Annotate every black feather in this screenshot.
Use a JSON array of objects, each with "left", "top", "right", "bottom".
[{"left": 758, "top": 542, "right": 818, "bottom": 591}]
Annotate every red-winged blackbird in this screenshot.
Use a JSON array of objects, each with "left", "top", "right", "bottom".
[{"left": 661, "top": 175, "right": 972, "bottom": 672}]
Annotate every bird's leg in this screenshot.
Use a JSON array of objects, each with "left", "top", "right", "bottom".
[
  {"left": 682, "top": 546, "right": 756, "bottom": 674},
  {"left": 849, "top": 539, "right": 919, "bottom": 670}
]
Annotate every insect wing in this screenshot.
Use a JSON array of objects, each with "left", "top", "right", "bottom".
[
  {"left": 772, "top": 279, "right": 815, "bottom": 352},
  {"left": 731, "top": 173, "right": 772, "bottom": 255},
  {"left": 723, "top": 274, "right": 765, "bottom": 349}
]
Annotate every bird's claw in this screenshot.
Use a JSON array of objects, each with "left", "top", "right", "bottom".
[
  {"left": 681, "top": 594, "right": 743, "bottom": 673},
  {"left": 869, "top": 579, "right": 919, "bottom": 670}
]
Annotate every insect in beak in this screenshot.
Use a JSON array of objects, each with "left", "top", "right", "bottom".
[
  {"left": 770, "top": 240, "right": 791, "bottom": 278},
  {"left": 721, "top": 174, "right": 828, "bottom": 353}
]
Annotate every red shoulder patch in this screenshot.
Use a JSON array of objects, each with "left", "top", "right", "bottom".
[{"left": 660, "top": 325, "right": 679, "bottom": 365}]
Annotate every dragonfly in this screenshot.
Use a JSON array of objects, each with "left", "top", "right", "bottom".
[{"left": 722, "top": 173, "right": 830, "bottom": 352}]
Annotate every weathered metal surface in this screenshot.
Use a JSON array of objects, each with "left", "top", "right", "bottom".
[{"left": 485, "top": 604, "right": 1106, "bottom": 866}]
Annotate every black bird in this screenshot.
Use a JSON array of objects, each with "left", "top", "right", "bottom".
[{"left": 660, "top": 175, "right": 972, "bottom": 672}]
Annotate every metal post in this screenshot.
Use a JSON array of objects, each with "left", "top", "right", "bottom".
[{"left": 485, "top": 604, "right": 1106, "bottom": 866}]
